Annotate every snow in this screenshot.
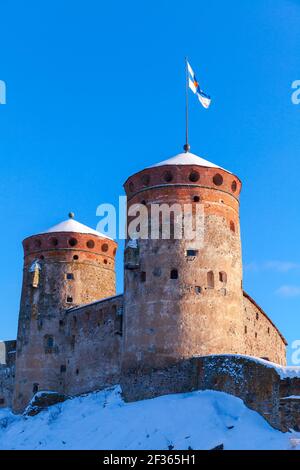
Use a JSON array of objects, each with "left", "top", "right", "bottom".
[
  {"left": 0, "top": 387, "right": 299, "bottom": 450},
  {"left": 149, "top": 152, "right": 231, "bottom": 173},
  {"left": 200, "top": 354, "right": 300, "bottom": 379},
  {"left": 282, "top": 396, "right": 300, "bottom": 400},
  {"left": 42, "top": 218, "right": 110, "bottom": 239}
]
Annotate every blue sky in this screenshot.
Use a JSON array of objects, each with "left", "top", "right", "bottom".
[{"left": 0, "top": 0, "right": 300, "bottom": 363}]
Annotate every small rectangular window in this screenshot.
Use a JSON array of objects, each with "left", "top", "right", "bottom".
[
  {"left": 67, "top": 296, "right": 73, "bottom": 303},
  {"left": 0, "top": 398, "right": 5, "bottom": 405},
  {"left": 60, "top": 365, "right": 66, "bottom": 373},
  {"left": 186, "top": 249, "right": 198, "bottom": 257},
  {"left": 140, "top": 271, "right": 146, "bottom": 283},
  {"left": 66, "top": 273, "right": 74, "bottom": 280},
  {"left": 195, "top": 286, "right": 202, "bottom": 294}
]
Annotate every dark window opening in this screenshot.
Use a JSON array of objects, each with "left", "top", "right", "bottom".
[
  {"left": 189, "top": 170, "right": 200, "bottom": 182},
  {"left": 60, "top": 365, "right": 66, "bottom": 373},
  {"left": 76, "top": 368, "right": 79, "bottom": 375},
  {"left": 230, "top": 221, "right": 235, "bottom": 232},
  {"left": 244, "top": 326, "right": 247, "bottom": 334},
  {"left": 101, "top": 243, "right": 109, "bottom": 252},
  {"left": 59, "top": 320, "right": 65, "bottom": 328},
  {"left": 46, "top": 335, "right": 54, "bottom": 349},
  {"left": 195, "top": 286, "right": 202, "bottom": 294},
  {"left": 186, "top": 249, "right": 198, "bottom": 257},
  {"left": 67, "top": 296, "right": 73, "bottom": 303},
  {"left": 255, "top": 332, "right": 258, "bottom": 339},
  {"left": 170, "top": 269, "right": 178, "bottom": 280},
  {"left": 219, "top": 271, "right": 227, "bottom": 283},
  {"left": 256, "top": 313, "right": 259, "bottom": 320},
  {"left": 68, "top": 238, "right": 78, "bottom": 247},
  {"left": 140, "top": 271, "right": 146, "bottom": 282},
  {"left": 207, "top": 271, "right": 214, "bottom": 289},
  {"left": 32, "top": 383, "right": 39, "bottom": 394},
  {"left": 163, "top": 171, "right": 173, "bottom": 183},
  {"left": 86, "top": 239, "right": 95, "bottom": 249},
  {"left": 193, "top": 195, "right": 200, "bottom": 202},
  {"left": 73, "top": 255, "right": 79, "bottom": 260},
  {"left": 0, "top": 398, "right": 5, "bottom": 405},
  {"left": 268, "top": 327, "right": 270, "bottom": 334},
  {"left": 213, "top": 173, "right": 223, "bottom": 186},
  {"left": 66, "top": 273, "right": 74, "bottom": 280}
]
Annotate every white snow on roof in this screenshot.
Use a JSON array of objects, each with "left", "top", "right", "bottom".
[
  {"left": 42, "top": 219, "right": 110, "bottom": 239},
  {"left": 149, "top": 152, "right": 231, "bottom": 173}
]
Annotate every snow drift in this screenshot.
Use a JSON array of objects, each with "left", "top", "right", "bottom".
[{"left": 0, "top": 386, "right": 299, "bottom": 450}]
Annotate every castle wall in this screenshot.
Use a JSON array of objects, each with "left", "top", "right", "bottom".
[
  {"left": 62, "top": 295, "right": 123, "bottom": 396},
  {"left": 121, "top": 355, "right": 300, "bottom": 432},
  {"left": 242, "top": 292, "right": 287, "bottom": 365},
  {"left": 0, "top": 341, "right": 16, "bottom": 408}
]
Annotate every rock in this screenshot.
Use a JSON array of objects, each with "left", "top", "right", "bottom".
[
  {"left": 24, "top": 391, "right": 69, "bottom": 416},
  {"left": 210, "top": 444, "right": 224, "bottom": 450}
]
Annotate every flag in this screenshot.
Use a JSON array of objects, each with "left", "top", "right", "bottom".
[{"left": 187, "top": 61, "right": 211, "bottom": 109}]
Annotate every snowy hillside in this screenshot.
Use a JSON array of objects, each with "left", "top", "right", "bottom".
[{"left": 0, "top": 387, "right": 299, "bottom": 450}]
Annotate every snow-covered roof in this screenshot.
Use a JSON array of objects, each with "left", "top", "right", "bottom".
[
  {"left": 42, "top": 219, "right": 108, "bottom": 239},
  {"left": 149, "top": 152, "right": 231, "bottom": 173}
]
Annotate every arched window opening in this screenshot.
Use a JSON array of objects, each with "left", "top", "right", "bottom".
[{"left": 207, "top": 271, "right": 214, "bottom": 289}]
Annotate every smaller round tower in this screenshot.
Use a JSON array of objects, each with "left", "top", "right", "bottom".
[{"left": 13, "top": 215, "right": 117, "bottom": 412}]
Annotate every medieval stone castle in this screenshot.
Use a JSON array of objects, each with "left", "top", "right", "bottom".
[{"left": 1, "top": 151, "right": 300, "bottom": 431}]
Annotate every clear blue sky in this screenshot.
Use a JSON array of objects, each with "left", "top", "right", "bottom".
[{"left": 0, "top": 0, "right": 300, "bottom": 363}]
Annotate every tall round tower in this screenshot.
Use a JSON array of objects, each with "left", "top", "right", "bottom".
[
  {"left": 13, "top": 215, "right": 117, "bottom": 412},
  {"left": 122, "top": 152, "right": 243, "bottom": 373}
]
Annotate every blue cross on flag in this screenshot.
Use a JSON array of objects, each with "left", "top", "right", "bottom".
[{"left": 187, "top": 61, "right": 211, "bottom": 109}]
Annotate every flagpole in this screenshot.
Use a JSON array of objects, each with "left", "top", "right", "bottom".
[{"left": 184, "top": 57, "right": 190, "bottom": 153}]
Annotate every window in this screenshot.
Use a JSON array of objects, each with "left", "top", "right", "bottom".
[
  {"left": 193, "top": 196, "right": 200, "bottom": 202},
  {"left": 66, "top": 273, "right": 74, "bottom": 280},
  {"left": 213, "top": 173, "right": 223, "bottom": 186},
  {"left": 60, "top": 365, "right": 66, "bottom": 373},
  {"left": 219, "top": 271, "right": 227, "bottom": 283},
  {"left": 32, "top": 383, "right": 39, "bottom": 394},
  {"left": 50, "top": 237, "right": 58, "bottom": 247},
  {"left": 140, "top": 271, "right": 146, "bottom": 282},
  {"left": 230, "top": 221, "right": 235, "bottom": 232},
  {"left": 255, "top": 332, "right": 258, "bottom": 339},
  {"left": 186, "top": 249, "right": 198, "bottom": 257},
  {"left": 86, "top": 240, "right": 95, "bottom": 249},
  {"left": 244, "top": 326, "right": 247, "bottom": 334},
  {"left": 231, "top": 180, "right": 237, "bottom": 192},
  {"left": 256, "top": 312, "right": 259, "bottom": 320},
  {"left": 141, "top": 174, "right": 150, "bottom": 186},
  {"left": 163, "top": 171, "right": 173, "bottom": 183},
  {"left": 0, "top": 398, "right": 4, "bottom": 405},
  {"left": 268, "top": 327, "right": 270, "bottom": 334},
  {"left": 189, "top": 170, "right": 200, "bottom": 182},
  {"left": 59, "top": 320, "right": 65, "bottom": 328},
  {"left": 34, "top": 238, "right": 42, "bottom": 248},
  {"left": 67, "top": 296, "right": 73, "bottom": 303},
  {"left": 207, "top": 271, "right": 214, "bottom": 289},
  {"left": 102, "top": 243, "right": 109, "bottom": 252},
  {"left": 170, "top": 269, "right": 178, "bottom": 279},
  {"left": 45, "top": 335, "right": 54, "bottom": 349},
  {"left": 73, "top": 255, "right": 79, "bottom": 260},
  {"left": 195, "top": 286, "right": 202, "bottom": 294},
  {"left": 68, "top": 238, "right": 78, "bottom": 247},
  {"left": 76, "top": 368, "right": 79, "bottom": 375}
]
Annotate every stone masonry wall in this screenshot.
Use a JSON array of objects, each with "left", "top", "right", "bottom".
[
  {"left": 0, "top": 341, "right": 16, "bottom": 408},
  {"left": 121, "top": 355, "right": 300, "bottom": 432},
  {"left": 242, "top": 292, "right": 287, "bottom": 365}
]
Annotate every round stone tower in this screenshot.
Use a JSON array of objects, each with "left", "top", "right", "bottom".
[
  {"left": 122, "top": 152, "right": 244, "bottom": 373},
  {"left": 13, "top": 215, "right": 117, "bottom": 412}
]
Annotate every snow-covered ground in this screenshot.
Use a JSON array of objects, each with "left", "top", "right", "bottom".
[{"left": 0, "top": 387, "right": 299, "bottom": 450}]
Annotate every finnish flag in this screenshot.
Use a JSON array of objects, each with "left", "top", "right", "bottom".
[{"left": 187, "top": 61, "right": 211, "bottom": 109}]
